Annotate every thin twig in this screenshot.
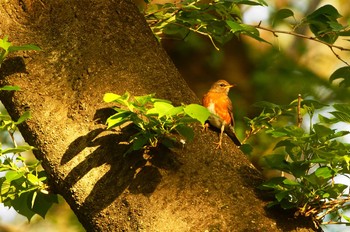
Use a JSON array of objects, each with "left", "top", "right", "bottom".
[
  {"left": 241, "top": 116, "right": 278, "bottom": 144},
  {"left": 329, "top": 46, "right": 350, "bottom": 66},
  {"left": 255, "top": 25, "right": 350, "bottom": 52},
  {"left": 187, "top": 26, "right": 220, "bottom": 50},
  {"left": 297, "top": 94, "right": 302, "bottom": 128}
]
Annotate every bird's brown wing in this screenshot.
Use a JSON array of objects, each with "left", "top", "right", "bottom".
[
  {"left": 229, "top": 111, "right": 235, "bottom": 128},
  {"left": 202, "top": 93, "right": 210, "bottom": 108},
  {"left": 227, "top": 97, "right": 235, "bottom": 127}
]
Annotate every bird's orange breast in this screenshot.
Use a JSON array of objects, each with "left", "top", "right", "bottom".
[{"left": 202, "top": 92, "right": 232, "bottom": 125}]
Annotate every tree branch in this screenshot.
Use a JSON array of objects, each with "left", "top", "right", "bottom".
[
  {"left": 255, "top": 24, "right": 350, "bottom": 66},
  {"left": 255, "top": 24, "right": 350, "bottom": 52}
]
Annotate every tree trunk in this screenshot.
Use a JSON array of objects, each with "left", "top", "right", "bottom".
[{"left": 0, "top": 0, "right": 314, "bottom": 231}]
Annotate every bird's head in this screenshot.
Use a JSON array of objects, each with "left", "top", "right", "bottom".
[{"left": 210, "top": 80, "right": 235, "bottom": 94}]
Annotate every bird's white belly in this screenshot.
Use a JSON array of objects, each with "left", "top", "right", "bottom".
[
  {"left": 207, "top": 102, "right": 216, "bottom": 114},
  {"left": 207, "top": 102, "right": 224, "bottom": 128}
]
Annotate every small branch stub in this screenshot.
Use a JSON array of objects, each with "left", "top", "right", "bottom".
[{"left": 297, "top": 94, "right": 302, "bottom": 128}]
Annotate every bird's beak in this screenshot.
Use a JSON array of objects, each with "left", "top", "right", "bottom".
[{"left": 227, "top": 84, "right": 236, "bottom": 89}]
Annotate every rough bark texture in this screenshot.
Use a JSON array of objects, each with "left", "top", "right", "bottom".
[{"left": 0, "top": 0, "right": 314, "bottom": 231}]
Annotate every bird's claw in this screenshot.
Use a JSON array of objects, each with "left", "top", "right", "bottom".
[
  {"left": 202, "top": 122, "right": 209, "bottom": 132},
  {"left": 214, "top": 141, "right": 222, "bottom": 149}
]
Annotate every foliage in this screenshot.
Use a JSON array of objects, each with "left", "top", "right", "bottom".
[
  {"left": 143, "top": 1, "right": 350, "bottom": 82},
  {"left": 0, "top": 36, "right": 56, "bottom": 221},
  {"left": 144, "top": 0, "right": 268, "bottom": 50},
  {"left": 104, "top": 92, "right": 210, "bottom": 154},
  {"left": 0, "top": 103, "right": 57, "bottom": 221},
  {"left": 142, "top": 3, "right": 350, "bottom": 227},
  {"left": 243, "top": 97, "right": 350, "bottom": 228},
  {"left": 0, "top": 35, "right": 41, "bottom": 67}
]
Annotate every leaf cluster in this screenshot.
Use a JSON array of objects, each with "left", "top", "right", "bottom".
[
  {"left": 251, "top": 98, "right": 350, "bottom": 227},
  {"left": 271, "top": 4, "right": 349, "bottom": 44},
  {"left": 264, "top": 5, "right": 350, "bottom": 87},
  {"left": 145, "top": 1, "right": 350, "bottom": 79},
  {"left": 104, "top": 92, "right": 210, "bottom": 153},
  {"left": 0, "top": 37, "right": 55, "bottom": 221},
  {"left": 144, "top": 0, "right": 267, "bottom": 50},
  {"left": 0, "top": 109, "right": 57, "bottom": 221}
]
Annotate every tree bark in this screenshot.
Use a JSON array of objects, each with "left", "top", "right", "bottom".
[{"left": 0, "top": 0, "right": 314, "bottom": 231}]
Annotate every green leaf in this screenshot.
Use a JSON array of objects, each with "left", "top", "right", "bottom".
[
  {"left": 150, "top": 97, "right": 172, "bottom": 104},
  {"left": 274, "top": 139, "right": 293, "bottom": 149},
  {"left": 146, "top": 102, "right": 174, "bottom": 118},
  {"left": 165, "top": 106, "right": 184, "bottom": 116},
  {"left": 183, "top": 104, "right": 210, "bottom": 125},
  {"left": 226, "top": 20, "right": 268, "bottom": 43},
  {"left": 132, "top": 135, "right": 149, "bottom": 151},
  {"left": 272, "top": 9, "right": 294, "bottom": 26},
  {"left": 318, "top": 114, "right": 339, "bottom": 124},
  {"left": 333, "top": 103, "right": 350, "bottom": 114},
  {"left": 0, "top": 85, "right": 21, "bottom": 91},
  {"left": 240, "top": 143, "right": 253, "bottom": 155},
  {"left": 8, "top": 44, "right": 41, "bottom": 53},
  {"left": 30, "top": 191, "right": 58, "bottom": 218},
  {"left": 307, "top": 4, "right": 341, "bottom": 20},
  {"left": 275, "top": 190, "right": 290, "bottom": 202},
  {"left": 329, "top": 111, "right": 350, "bottom": 123},
  {"left": 306, "top": 5, "right": 342, "bottom": 44},
  {"left": 162, "top": 24, "right": 188, "bottom": 36},
  {"left": 103, "top": 93, "right": 122, "bottom": 103},
  {"left": 289, "top": 161, "right": 310, "bottom": 178},
  {"left": 341, "top": 214, "right": 350, "bottom": 222},
  {"left": 231, "top": 0, "right": 267, "bottom": 6},
  {"left": 259, "top": 177, "right": 285, "bottom": 190},
  {"left": 106, "top": 111, "right": 132, "bottom": 129},
  {"left": 329, "top": 66, "right": 350, "bottom": 87},
  {"left": 15, "top": 111, "right": 31, "bottom": 125},
  {"left": 266, "top": 129, "right": 288, "bottom": 138},
  {"left": 27, "top": 173, "right": 40, "bottom": 186},
  {"left": 2, "top": 145, "right": 35, "bottom": 155},
  {"left": 11, "top": 192, "right": 36, "bottom": 221},
  {"left": 323, "top": 183, "right": 347, "bottom": 199},
  {"left": 1, "top": 179, "right": 11, "bottom": 195},
  {"left": 315, "top": 166, "right": 333, "bottom": 179},
  {"left": 263, "top": 154, "right": 289, "bottom": 170},
  {"left": 313, "top": 124, "right": 334, "bottom": 138},
  {"left": 0, "top": 35, "right": 12, "bottom": 51},
  {"left": 304, "top": 173, "right": 323, "bottom": 186},
  {"left": 5, "top": 171, "right": 24, "bottom": 182},
  {"left": 226, "top": 20, "right": 244, "bottom": 33},
  {"left": 339, "top": 30, "right": 350, "bottom": 36},
  {"left": 175, "top": 124, "right": 194, "bottom": 141},
  {"left": 267, "top": 126, "right": 304, "bottom": 138},
  {"left": 301, "top": 100, "right": 328, "bottom": 109},
  {"left": 134, "top": 94, "right": 154, "bottom": 106},
  {"left": 282, "top": 179, "right": 299, "bottom": 186}
]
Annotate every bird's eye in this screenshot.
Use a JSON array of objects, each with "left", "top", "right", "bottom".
[{"left": 219, "top": 83, "right": 225, "bottom": 87}]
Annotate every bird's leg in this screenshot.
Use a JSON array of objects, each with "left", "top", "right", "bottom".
[
  {"left": 214, "top": 124, "right": 225, "bottom": 149},
  {"left": 202, "top": 122, "right": 209, "bottom": 132}
]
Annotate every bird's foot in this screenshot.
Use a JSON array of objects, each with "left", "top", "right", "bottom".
[
  {"left": 214, "top": 141, "right": 222, "bottom": 149},
  {"left": 202, "top": 122, "right": 209, "bottom": 132}
]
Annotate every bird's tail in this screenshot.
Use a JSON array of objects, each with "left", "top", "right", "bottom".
[{"left": 226, "top": 125, "right": 241, "bottom": 146}]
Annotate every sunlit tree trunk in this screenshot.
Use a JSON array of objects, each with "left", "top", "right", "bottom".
[{"left": 0, "top": 0, "right": 314, "bottom": 231}]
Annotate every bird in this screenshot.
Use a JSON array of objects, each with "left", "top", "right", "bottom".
[{"left": 202, "top": 80, "right": 241, "bottom": 149}]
